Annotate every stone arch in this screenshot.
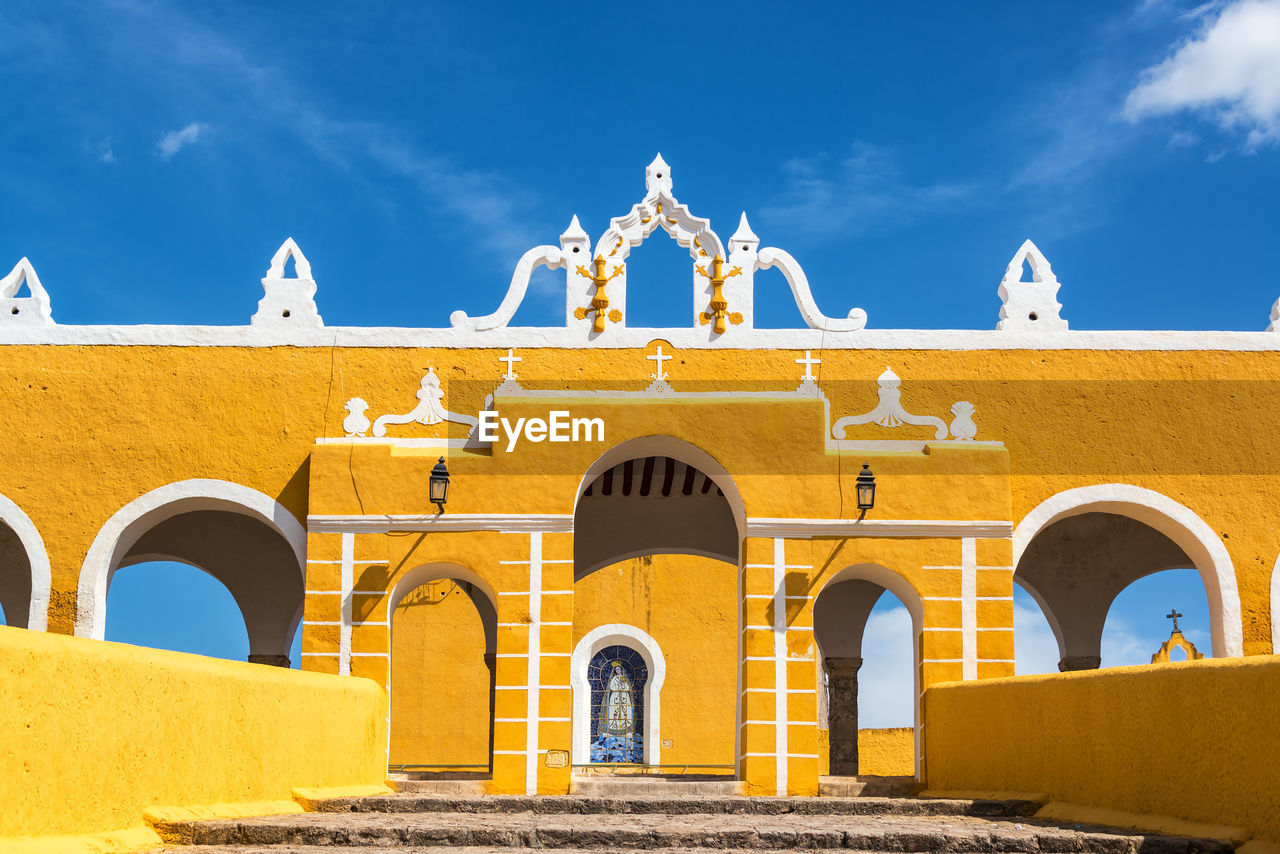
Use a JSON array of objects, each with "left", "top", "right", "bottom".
[
  {"left": 386, "top": 562, "right": 497, "bottom": 771},
  {"left": 570, "top": 623, "right": 667, "bottom": 766},
  {"left": 0, "top": 493, "right": 51, "bottom": 630},
  {"left": 75, "top": 479, "right": 307, "bottom": 664},
  {"left": 815, "top": 563, "right": 924, "bottom": 779},
  {"left": 1013, "top": 483, "right": 1243, "bottom": 662},
  {"left": 572, "top": 435, "right": 745, "bottom": 579}
]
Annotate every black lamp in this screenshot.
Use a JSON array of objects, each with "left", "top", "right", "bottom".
[
  {"left": 429, "top": 456, "right": 450, "bottom": 512},
  {"left": 856, "top": 462, "right": 876, "bottom": 517}
]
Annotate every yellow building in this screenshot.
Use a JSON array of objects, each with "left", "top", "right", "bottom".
[{"left": 0, "top": 157, "right": 1276, "bottom": 799}]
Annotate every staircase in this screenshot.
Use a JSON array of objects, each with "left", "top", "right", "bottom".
[{"left": 151, "top": 792, "right": 1234, "bottom": 852}]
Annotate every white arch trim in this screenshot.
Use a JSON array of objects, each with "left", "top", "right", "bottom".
[
  {"left": 572, "top": 435, "right": 747, "bottom": 540},
  {"left": 817, "top": 563, "right": 925, "bottom": 780},
  {"left": 571, "top": 623, "right": 667, "bottom": 767},
  {"left": 0, "top": 493, "right": 51, "bottom": 631},
  {"left": 1012, "top": 483, "right": 1243, "bottom": 658},
  {"left": 75, "top": 479, "right": 307, "bottom": 640}
]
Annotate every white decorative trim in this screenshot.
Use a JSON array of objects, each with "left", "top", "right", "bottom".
[
  {"left": 833, "top": 367, "right": 948, "bottom": 440},
  {"left": 746, "top": 518, "right": 1012, "bottom": 539},
  {"left": 525, "top": 533, "right": 542, "bottom": 796},
  {"left": 0, "top": 257, "right": 53, "bottom": 326},
  {"left": 367, "top": 367, "right": 478, "bottom": 438},
  {"left": 961, "top": 538, "right": 977, "bottom": 681},
  {"left": 251, "top": 238, "right": 322, "bottom": 329},
  {"left": 306, "top": 513, "right": 574, "bottom": 533},
  {"left": 996, "top": 239, "right": 1066, "bottom": 331},
  {"left": 756, "top": 247, "right": 867, "bottom": 331},
  {"left": 570, "top": 622, "right": 667, "bottom": 768},
  {"left": 0, "top": 493, "right": 51, "bottom": 630},
  {"left": 1012, "top": 483, "right": 1244, "bottom": 658},
  {"left": 450, "top": 245, "right": 565, "bottom": 331},
  {"left": 773, "top": 538, "right": 788, "bottom": 796},
  {"left": 8, "top": 325, "right": 1280, "bottom": 350},
  {"left": 1268, "top": 298, "right": 1280, "bottom": 332},
  {"left": 74, "top": 479, "right": 307, "bottom": 640},
  {"left": 339, "top": 533, "right": 353, "bottom": 676}
]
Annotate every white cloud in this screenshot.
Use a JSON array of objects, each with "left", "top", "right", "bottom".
[
  {"left": 1125, "top": 0, "right": 1280, "bottom": 149},
  {"left": 94, "top": 137, "right": 116, "bottom": 164},
  {"left": 155, "top": 121, "right": 207, "bottom": 160},
  {"left": 856, "top": 602, "right": 916, "bottom": 729},
  {"left": 1013, "top": 595, "right": 1062, "bottom": 675}
]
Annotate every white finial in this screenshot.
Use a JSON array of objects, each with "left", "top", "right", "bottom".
[
  {"left": 877, "top": 366, "right": 901, "bottom": 386},
  {"left": 266, "top": 237, "right": 312, "bottom": 280},
  {"left": 1268, "top": 298, "right": 1280, "bottom": 332},
  {"left": 997, "top": 239, "right": 1067, "bottom": 331},
  {"left": 0, "top": 257, "right": 54, "bottom": 325},
  {"left": 343, "top": 398, "right": 370, "bottom": 437},
  {"left": 560, "top": 214, "right": 588, "bottom": 242},
  {"left": 645, "top": 154, "right": 673, "bottom": 194},
  {"left": 730, "top": 212, "right": 760, "bottom": 252}
]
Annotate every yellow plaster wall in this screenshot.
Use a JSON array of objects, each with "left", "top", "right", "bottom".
[
  {"left": 573, "top": 554, "right": 738, "bottom": 771},
  {"left": 0, "top": 625, "right": 387, "bottom": 844},
  {"left": 389, "top": 580, "right": 491, "bottom": 768},
  {"left": 857, "top": 728, "right": 915, "bottom": 776},
  {"left": 923, "top": 656, "right": 1280, "bottom": 843}
]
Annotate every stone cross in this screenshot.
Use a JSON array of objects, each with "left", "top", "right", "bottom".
[
  {"left": 499, "top": 348, "right": 521, "bottom": 380},
  {"left": 796, "top": 350, "right": 821, "bottom": 383},
  {"left": 647, "top": 345, "right": 671, "bottom": 382},
  {"left": 1167, "top": 608, "right": 1183, "bottom": 632}
]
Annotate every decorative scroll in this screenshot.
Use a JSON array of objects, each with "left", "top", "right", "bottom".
[
  {"left": 341, "top": 368, "right": 478, "bottom": 438},
  {"left": 833, "top": 367, "right": 953, "bottom": 440}
]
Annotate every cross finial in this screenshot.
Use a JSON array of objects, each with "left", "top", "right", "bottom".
[
  {"left": 647, "top": 345, "right": 671, "bottom": 382},
  {"left": 499, "top": 348, "right": 521, "bottom": 381},
  {"left": 796, "top": 350, "right": 821, "bottom": 383},
  {"left": 1167, "top": 608, "right": 1183, "bottom": 632}
]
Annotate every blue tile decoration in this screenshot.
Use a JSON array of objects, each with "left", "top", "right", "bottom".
[{"left": 587, "top": 644, "right": 647, "bottom": 764}]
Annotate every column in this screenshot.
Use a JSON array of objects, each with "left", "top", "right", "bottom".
[{"left": 824, "top": 656, "right": 862, "bottom": 776}]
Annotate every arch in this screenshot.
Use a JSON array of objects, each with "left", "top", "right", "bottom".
[
  {"left": 571, "top": 623, "right": 667, "bottom": 767},
  {"left": 386, "top": 562, "right": 498, "bottom": 770},
  {"left": 75, "top": 479, "right": 307, "bottom": 641},
  {"left": 816, "top": 563, "right": 925, "bottom": 779},
  {"left": 0, "top": 492, "right": 51, "bottom": 630},
  {"left": 573, "top": 435, "right": 746, "bottom": 537},
  {"left": 1012, "top": 484, "right": 1243, "bottom": 658}
]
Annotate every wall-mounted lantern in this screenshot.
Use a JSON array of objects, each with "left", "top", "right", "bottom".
[
  {"left": 856, "top": 462, "right": 876, "bottom": 518},
  {"left": 429, "top": 456, "right": 450, "bottom": 512}
]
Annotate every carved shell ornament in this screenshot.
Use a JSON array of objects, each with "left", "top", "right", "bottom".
[{"left": 833, "top": 367, "right": 977, "bottom": 441}]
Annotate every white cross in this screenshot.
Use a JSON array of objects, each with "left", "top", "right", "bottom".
[
  {"left": 499, "top": 348, "right": 521, "bottom": 380},
  {"left": 796, "top": 350, "right": 820, "bottom": 382},
  {"left": 647, "top": 345, "right": 671, "bottom": 382}
]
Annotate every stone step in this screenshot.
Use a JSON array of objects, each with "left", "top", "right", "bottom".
[
  {"left": 153, "top": 810, "right": 1233, "bottom": 853},
  {"left": 389, "top": 778, "right": 490, "bottom": 795},
  {"left": 300, "top": 793, "right": 1038, "bottom": 817},
  {"left": 569, "top": 774, "right": 745, "bottom": 797},
  {"left": 819, "top": 775, "right": 920, "bottom": 798}
]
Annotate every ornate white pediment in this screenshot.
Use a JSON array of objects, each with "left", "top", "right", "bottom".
[{"left": 0, "top": 258, "right": 53, "bottom": 326}]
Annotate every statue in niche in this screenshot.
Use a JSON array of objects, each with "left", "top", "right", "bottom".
[{"left": 600, "top": 661, "right": 637, "bottom": 737}]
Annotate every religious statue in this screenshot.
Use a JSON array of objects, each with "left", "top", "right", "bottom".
[{"left": 600, "top": 661, "right": 636, "bottom": 737}]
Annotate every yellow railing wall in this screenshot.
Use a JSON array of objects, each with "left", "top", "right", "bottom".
[
  {"left": 0, "top": 626, "right": 388, "bottom": 846},
  {"left": 923, "top": 657, "right": 1280, "bottom": 842}
]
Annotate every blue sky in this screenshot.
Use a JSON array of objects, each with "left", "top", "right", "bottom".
[{"left": 2, "top": 1, "right": 1274, "bottom": 718}]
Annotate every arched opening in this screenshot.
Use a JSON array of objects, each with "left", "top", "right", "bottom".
[
  {"left": 105, "top": 560, "right": 251, "bottom": 659},
  {"left": 1013, "top": 485, "right": 1241, "bottom": 669},
  {"left": 616, "top": 225, "right": 698, "bottom": 329},
  {"left": 572, "top": 438, "right": 743, "bottom": 778},
  {"left": 387, "top": 564, "right": 496, "bottom": 778},
  {"left": 76, "top": 480, "right": 306, "bottom": 666},
  {"left": 1101, "top": 568, "right": 1210, "bottom": 666},
  {"left": 814, "top": 564, "right": 923, "bottom": 780},
  {"left": 570, "top": 625, "right": 667, "bottom": 767},
  {"left": 0, "top": 494, "right": 50, "bottom": 630}
]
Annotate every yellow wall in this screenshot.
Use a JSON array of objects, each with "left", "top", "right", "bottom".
[
  {"left": 0, "top": 625, "right": 388, "bottom": 844},
  {"left": 857, "top": 728, "right": 915, "bottom": 777},
  {"left": 573, "top": 554, "right": 738, "bottom": 771},
  {"left": 923, "top": 656, "right": 1280, "bottom": 843},
  {"left": 1, "top": 343, "right": 1275, "bottom": 652},
  {"left": 389, "top": 580, "right": 491, "bottom": 768}
]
